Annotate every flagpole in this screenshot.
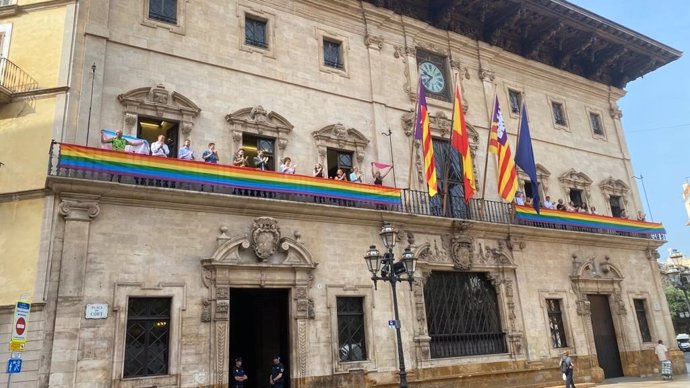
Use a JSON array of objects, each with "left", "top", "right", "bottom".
[{"left": 480, "top": 94, "right": 496, "bottom": 201}]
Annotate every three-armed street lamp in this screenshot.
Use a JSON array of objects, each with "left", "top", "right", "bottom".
[{"left": 364, "top": 222, "right": 417, "bottom": 388}]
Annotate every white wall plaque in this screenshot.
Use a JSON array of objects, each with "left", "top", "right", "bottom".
[{"left": 85, "top": 303, "right": 109, "bottom": 319}]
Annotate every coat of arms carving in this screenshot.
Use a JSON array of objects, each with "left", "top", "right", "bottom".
[
  {"left": 251, "top": 217, "right": 281, "bottom": 261},
  {"left": 450, "top": 236, "right": 473, "bottom": 270}
]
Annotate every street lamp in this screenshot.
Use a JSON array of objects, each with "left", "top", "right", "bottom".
[{"left": 364, "top": 222, "right": 416, "bottom": 388}]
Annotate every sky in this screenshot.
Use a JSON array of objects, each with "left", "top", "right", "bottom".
[{"left": 568, "top": 0, "right": 690, "bottom": 260}]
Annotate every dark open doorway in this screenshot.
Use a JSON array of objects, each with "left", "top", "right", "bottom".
[
  {"left": 137, "top": 116, "right": 179, "bottom": 157},
  {"left": 588, "top": 294, "right": 624, "bottom": 378},
  {"left": 230, "top": 288, "right": 290, "bottom": 388}
]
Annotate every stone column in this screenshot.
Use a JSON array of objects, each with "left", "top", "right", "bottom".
[
  {"left": 212, "top": 286, "right": 230, "bottom": 387},
  {"left": 48, "top": 195, "right": 100, "bottom": 387}
]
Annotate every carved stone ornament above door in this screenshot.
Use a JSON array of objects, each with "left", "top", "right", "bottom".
[
  {"left": 225, "top": 106, "right": 294, "bottom": 159},
  {"left": 312, "top": 123, "right": 369, "bottom": 166},
  {"left": 117, "top": 84, "right": 201, "bottom": 137}
]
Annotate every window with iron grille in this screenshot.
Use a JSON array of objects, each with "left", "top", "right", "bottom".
[
  {"left": 149, "top": 0, "right": 177, "bottom": 24},
  {"left": 323, "top": 39, "right": 344, "bottom": 69},
  {"left": 546, "top": 299, "right": 568, "bottom": 348},
  {"left": 424, "top": 272, "right": 507, "bottom": 358},
  {"left": 326, "top": 148, "right": 352, "bottom": 178},
  {"left": 124, "top": 297, "right": 171, "bottom": 378},
  {"left": 245, "top": 16, "right": 268, "bottom": 48},
  {"left": 590, "top": 112, "right": 604, "bottom": 136},
  {"left": 337, "top": 297, "right": 367, "bottom": 362},
  {"left": 552, "top": 102, "right": 567, "bottom": 126},
  {"left": 508, "top": 89, "right": 522, "bottom": 114},
  {"left": 633, "top": 299, "right": 652, "bottom": 343}
]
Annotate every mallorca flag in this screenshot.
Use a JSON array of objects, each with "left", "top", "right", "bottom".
[
  {"left": 415, "top": 80, "right": 438, "bottom": 197},
  {"left": 489, "top": 96, "right": 518, "bottom": 202},
  {"left": 450, "top": 85, "right": 475, "bottom": 203}
]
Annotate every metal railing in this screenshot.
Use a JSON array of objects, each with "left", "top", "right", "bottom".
[
  {"left": 0, "top": 58, "right": 39, "bottom": 93},
  {"left": 47, "top": 141, "right": 665, "bottom": 240}
]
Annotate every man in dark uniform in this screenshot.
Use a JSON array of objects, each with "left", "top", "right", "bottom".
[
  {"left": 231, "top": 357, "right": 247, "bottom": 388},
  {"left": 269, "top": 354, "right": 285, "bottom": 388}
]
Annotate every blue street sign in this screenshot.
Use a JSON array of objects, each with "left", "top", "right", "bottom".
[
  {"left": 388, "top": 319, "right": 399, "bottom": 329},
  {"left": 6, "top": 358, "right": 22, "bottom": 374}
]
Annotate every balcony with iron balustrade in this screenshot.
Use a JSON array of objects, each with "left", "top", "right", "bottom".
[
  {"left": 46, "top": 141, "right": 667, "bottom": 241},
  {"left": 0, "top": 57, "right": 39, "bottom": 103}
]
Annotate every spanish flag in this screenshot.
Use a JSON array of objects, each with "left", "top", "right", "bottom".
[
  {"left": 489, "top": 96, "right": 518, "bottom": 202},
  {"left": 415, "top": 80, "right": 438, "bottom": 197},
  {"left": 450, "top": 85, "right": 475, "bottom": 203}
]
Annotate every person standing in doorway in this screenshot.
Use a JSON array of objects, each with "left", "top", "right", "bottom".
[
  {"left": 151, "top": 134, "right": 170, "bottom": 157},
  {"left": 560, "top": 350, "right": 576, "bottom": 388},
  {"left": 269, "top": 354, "right": 285, "bottom": 388},
  {"left": 231, "top": 357, "right": 248, "bottom": 388}
]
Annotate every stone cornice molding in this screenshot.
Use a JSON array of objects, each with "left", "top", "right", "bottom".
[{"left": 58, "top": 194, "right": 100, "bottom": 221}]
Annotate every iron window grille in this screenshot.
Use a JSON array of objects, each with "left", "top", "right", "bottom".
[
  {"left": 424, "top": 272, "right": 507, "bottom": 358},
  {"left": 124, "top": 297, "right": 171, "bottom": 378},
  {"left": 633, "top": 299, "right": 652, "bottom": 343},
  {"left": 324, "top": 39, "right": 344, "bottom": 69},
  {"left": 552, "top": 102, "right": 567, "bottom": 126},
  {"left": 546, "top": 299, "right": 568, "bottom": 348},
  {"left": 245, "top": 16, "right": 268, "bottom": 48},
  {"left": 508, "top": 89, "right": 522, "bottom": 114},
  {"left": 590, "top": 112, "right": 604, "bottom": 135},
  {"left": 430, "top": 139, "right": 470, "bottom": 218},
  {"left": 337, "top": 297, "right": 367, "bottom": 362},
  {"left": 149, "top": 0, "right": 177, "bottom": 24}
]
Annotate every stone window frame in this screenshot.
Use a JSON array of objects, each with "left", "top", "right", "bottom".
[
  {"left": 547, "top": 95, "right": 569, "bottom": 131},
  {"left": 505, "top": 85, "right": 524, "bottom": 119},
  {"left": 225, "top": 105, "right": 294, "bottom": 169},
  {"left": 141, "top": 0, "right": 186, "bottom": 35},
  {"left": 538, "top": 290, "right": 575, "bottom": 358},
  {"left": 312, "top": 123, "right": 369, "bottom": 173},
  {"left": 316, "top": 28, "right": 350, "bottom": 78},
  {"left": 517, "top": 163, "right": 551, "bottom": 200},
  {"left": 326, "top": 285, "right": 377, "bottom": 373},
  {"left": 0, "top": 23, "right": 12, "bottom": 58},
  {"left": 117, "top": 84, "right": 201, "bottom": 142},
  {"left": 586, "top": 106, "right": 607, "bottom": 140},
  {"left": 558, "top": 168, "right": 592, "bottom": 206},
  {"left": 627, "top": 291, "right": 657, "bottom": 347},
  {"left": 411, "top": 237, "right": 525, "bottom": 365},
  {"left": 599, "top": 176, "right": 631, "bottom": 217},
  {"left": 111, "top": 281, "right": 187, "bottom": 388},
  {"left": 239, "top": 6, "right": 276, "bottom": 58}
]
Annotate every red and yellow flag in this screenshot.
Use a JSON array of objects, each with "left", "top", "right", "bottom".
[
  {"left": 489, "top": 95, "right": 518, "bottom": 202},
  {"left": 415, "top": 80, "right": 438, "bottom": 197},
  {"left": 450, "top": 85, "right": 475, "bottom": 203}
]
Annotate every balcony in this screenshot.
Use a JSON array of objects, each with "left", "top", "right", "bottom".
[
  {"left": 47, "top": 142, "right": 666, "bottom": 240},
  {"left": 0, "top": 57, "right": 39, "bottom": 103}
]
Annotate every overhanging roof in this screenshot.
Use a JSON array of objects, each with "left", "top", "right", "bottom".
[{"left": 365, "top": 0, "right": 681, "bottom": 88}]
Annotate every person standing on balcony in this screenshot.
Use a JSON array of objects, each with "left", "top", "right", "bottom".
[
  {"left": 514, "top": 191, "right": 525, "bottom": 206},
  {"left": 371, "top": 162, "right": 391, "bottom": 186},
  {"left": 101, "top": 129, "right": 134, "bottom": 152},
  {"left": 178, "top": 139, "right": 195, "bottom": 160},
  {"left": 349, "top": 166, "right": 362, "bottom": 183},
  {"left": 202, "top": 143, "right": 219, "bottom": 164},
  {"left": 334, "top": 168, "right": 347, "bottom": 181},
  {"left": 313, "top": 163, "right": 326, "bottom": 178},
  {"left": 280, "top": 157, "right": 296, "bottom": 174},
  {"left": 151, "top": 135, "right": 170, "bottom": 157},
  {"left": 254, "top": 150, "right": 269, "bottom": 170},
  {"left": 543, "top": 196, "right": 554, "bottom": 209},
  {"left": 233, "top": 149, "right": 248, "bottom": 167}
]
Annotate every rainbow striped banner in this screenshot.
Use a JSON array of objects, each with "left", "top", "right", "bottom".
[
  {"left": 515, "top": 205, "right": 666, "bottom": 235},
  {"left": 58, "top": 144, "right": 401, "bottom": 205}
]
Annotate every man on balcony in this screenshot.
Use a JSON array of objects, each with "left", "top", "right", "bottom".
[
  {"left": 151, "top": 135, "right": 170, "bottom": 157},
  {"left": 101, "top": 129, "right": 134, "bottom": 152}
]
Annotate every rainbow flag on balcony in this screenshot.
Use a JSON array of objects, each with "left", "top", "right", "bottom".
[
  {"left": 58, "top": 144, "right": 402, "bottom": 206},
  {"left": 515, "top": 205, "right": 666, "bottom": 235}
]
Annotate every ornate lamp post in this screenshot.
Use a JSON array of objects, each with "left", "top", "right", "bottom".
[{"left": 364, "top": 222, "right": 416, "bottom": 388}]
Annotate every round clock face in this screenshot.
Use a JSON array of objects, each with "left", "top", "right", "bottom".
[{"left": 419, "top": 62, "right": 445, "bottom": 93}]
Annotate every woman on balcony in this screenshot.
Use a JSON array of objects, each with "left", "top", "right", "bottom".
[
  {"left": 280, "top": 157, "right": 296, "bottom": 174},
  {"left": 233, "top": 149, "right": 248, "bottom": 167},
  {"left": 313, "top": 163, "right": 326, "bottom": 178},
  {"left": 254, "top": 150, "right": 269, "bottom": 170},
  {"left": 334, "top": 169, "right": 347, "bottom": 181}
]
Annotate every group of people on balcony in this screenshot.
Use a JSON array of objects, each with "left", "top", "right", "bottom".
[
  {"left": 101, "top": 131, "right": 392, "bottom": 186},
  {"left": 514, "top": 191, "right": 647, "bottom": 221}
]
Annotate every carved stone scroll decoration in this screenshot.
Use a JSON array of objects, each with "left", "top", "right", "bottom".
[
  {"left": 312, "top": 124, "right": 370, "bottom": 169},
  {"left": 225, "top": 106, "right": 294, "bottom": 162}
]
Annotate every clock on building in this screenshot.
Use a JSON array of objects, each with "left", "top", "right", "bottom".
[{"left": 416, "top": 49, "right": 450, "bottom": 100}]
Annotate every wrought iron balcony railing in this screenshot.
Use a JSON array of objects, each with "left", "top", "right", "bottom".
[
  {"left": 47, "top": 142, "right": 666, "bottom": 240},
  {"left": 0, "top": 57, "right": 39, "bottom": 94}
]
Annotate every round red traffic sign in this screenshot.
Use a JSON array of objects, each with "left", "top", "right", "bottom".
[{"left": 15, "top": 317, "right": 26, "bottom": 336}]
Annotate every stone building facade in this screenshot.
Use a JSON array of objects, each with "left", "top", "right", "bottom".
[{"left": 0, "top": 0, "right": 685, "bottom": 387}]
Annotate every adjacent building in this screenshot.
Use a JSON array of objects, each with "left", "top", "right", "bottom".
[{"left": 0, "top": 1, "right": 684, "bottom": 387}]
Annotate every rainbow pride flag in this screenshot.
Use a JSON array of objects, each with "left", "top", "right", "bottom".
[
  {"left": 58, "top": 144, "right": 401, "bottom": 205},
  {"left": 515, "top": 205, "right": 665, "bottom": 235}
]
